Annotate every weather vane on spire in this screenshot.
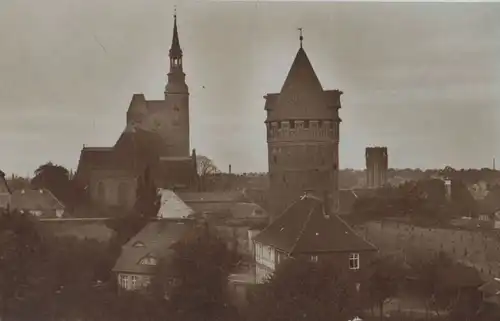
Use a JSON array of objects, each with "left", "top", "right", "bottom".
[
  {"left": 174, "top": 5, "right": 177, "bottom": 18},
  {"left": 298, "top": 27, "right": 303, "bottom": 48}
]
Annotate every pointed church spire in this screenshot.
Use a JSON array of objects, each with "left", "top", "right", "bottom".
[
  {"left": 169, "top": 8, "right": 182, "bottom": 59},
  {"left": 165, "top": 7, "right": 188, "bottom": 94}
]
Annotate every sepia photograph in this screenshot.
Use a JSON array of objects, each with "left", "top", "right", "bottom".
[{"left": 1, "top": 1, "right": 500, "bottom": 320}]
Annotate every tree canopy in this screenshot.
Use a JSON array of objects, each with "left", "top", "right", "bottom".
[
  {"left": 152, "top": 224, "right": 240, "bottom": 321},
  {"left": 248, "top": 257, "right": 358, "bottom": 321}
]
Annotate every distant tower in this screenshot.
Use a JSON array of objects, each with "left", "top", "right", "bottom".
[
  {"left": 165, "top": 12, "right": 190, "bottom": 157},
  {"left": 264, "top": 29, "right": 343, "bottom": 218},
  {"left": 365, "top": 147, "right": 388, "bottom": 189}
]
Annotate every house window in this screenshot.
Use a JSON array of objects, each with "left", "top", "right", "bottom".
[
  {"left": 120, "top": 274, "right": 128, "bottom": 289},
  {"left": 290, "top": 121, "right": 295, "bottom": 129},
  {"left": 311, "top": 255, "right": 318, "bottom": 262},
  {"left": 355, "top": 283, "right": 361, "bottom": 292},
  {"left": 349, "top": 253, "right": 360, "bottom": 270},
  {"left": 304, "top": 120, "right": 310, "bottom": 129},
  {"left": 143, "top": 276, "right": 151, "bottom": 287},
  {"left": 131, "top": 275, "right": 137, "bottom": 289}
]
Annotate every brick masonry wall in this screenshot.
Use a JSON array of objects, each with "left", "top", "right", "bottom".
[{"left": 355, "top": 220, "right": 500, "bottom": 280}]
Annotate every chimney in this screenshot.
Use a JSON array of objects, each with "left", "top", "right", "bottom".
[{"left": 229, "top": 164, "right": 232, "bottom": 174}]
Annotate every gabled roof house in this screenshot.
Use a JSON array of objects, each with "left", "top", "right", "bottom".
[
  {"left": 253, "top": 193, "right": 377, "bottom": 283},
  {"left": 112, "top": 219, "right": 195, "bottom": 291}
]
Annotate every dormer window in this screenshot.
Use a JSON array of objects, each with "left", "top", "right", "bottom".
[
  {"left": 140, "top": 255, "right": 158, "bottom": 266},
  {"left": 133, "top": 241, "right": 145, "bottom": 248}
]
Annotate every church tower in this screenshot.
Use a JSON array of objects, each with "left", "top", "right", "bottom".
[
  {"left": 264, "top": 31, "right": 343, "bottom": 218},
  {"left": 165, "top": 13, "right": 190, "bottom": 157}
]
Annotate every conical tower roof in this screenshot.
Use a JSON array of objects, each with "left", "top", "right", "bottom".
[{"left": 269, "top": 46, "right": 337, "bottom": 121}]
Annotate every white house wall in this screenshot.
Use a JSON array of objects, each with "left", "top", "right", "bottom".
[{"left": 254, "top": 241, "right": 276, "bottom": 284}]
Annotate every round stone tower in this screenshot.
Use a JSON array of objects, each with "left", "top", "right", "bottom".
[{"left": 264, "top": 36, "right": 343, "bottom": 219}]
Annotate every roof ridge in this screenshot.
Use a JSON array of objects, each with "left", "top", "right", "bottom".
[
  {"left": 254, "top": 197, "right": 303, "bottom": 238},
  {"left": 289, "top": 199, "right": 318, "bottom": 255}
]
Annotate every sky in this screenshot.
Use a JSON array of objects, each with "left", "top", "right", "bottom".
[{"left": 1, "top": 0, "right": 500, "bottom": 176}]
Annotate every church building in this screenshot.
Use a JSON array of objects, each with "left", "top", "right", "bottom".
[
  {"left": 75, "top": 14, "right": 198, "bottom": 209},
  {"left": 264, "top": 32, "right": 343, "bottom": 218}
]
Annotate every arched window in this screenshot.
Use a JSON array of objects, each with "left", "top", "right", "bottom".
[{"left": 118, "top": 182, "right": 128, "bottom": 207}]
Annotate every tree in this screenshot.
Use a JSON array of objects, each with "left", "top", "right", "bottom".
[
  {"left": 134, "top": 166, "right": 161, "bottom": 220},
  {"left": 364, "top": 255, "right": 407, "bottom": 321},
  {"left": 153, "top": 225, "right": 240, "bottom": 321},
  {"left": 248, "top": 257, "right": 357, "bottom": 321},
  {"left": 408, "top": 251, "right": 481, "bottom": 318},
  {"left": 107, "top": 166, "right": 162, "bottom": 246},
  {"left": 0, "top": 210, "right": 44, "bottom": 321},
  {"left": 197, "top": 155, "right": 220, "bottom": 191},
  {"left": 30, "top": 162, "right": 85, "bottom": 209}
]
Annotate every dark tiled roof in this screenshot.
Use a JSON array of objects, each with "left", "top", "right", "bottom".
[
  {"left": 10, "top": 189, "right": 65, "bottom": 211},
  {"left": 253, "top": 195, "right": 377, "bottom": 255},
  {"left": 113, "top": 219, "right": 194, "bottom": 274},
  {"left": 114, "top": 127, "right": 170, "bottom": 159},
  {"left": 75, "top": 128, "right": 170, "bottom": 185},
  {"left": 265, "top": 47, "right": 341, "bottom": 122}
]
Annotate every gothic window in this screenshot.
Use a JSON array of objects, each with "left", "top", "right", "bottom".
[
  {"left": 118, "top": 182, "right": 128, "bottom": 206},
  {"left": 97, "top": 181, "right": 105, "bottom": 202}
]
